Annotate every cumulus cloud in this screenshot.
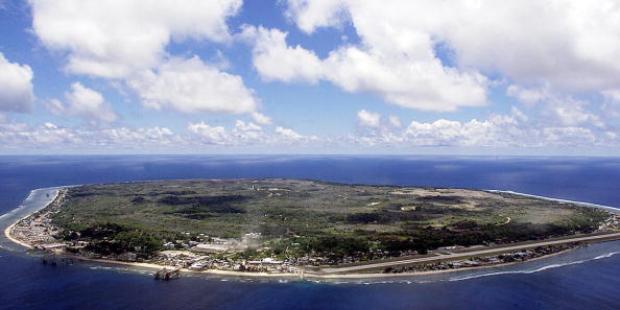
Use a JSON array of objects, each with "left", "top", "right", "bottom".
[
  {"left": 0, "top": 52, "right": 34, "bottom": 112},
  {"left": 357, "top": 109, "right": 380, "bottom": 128},
  {"left": 232, "top": 120, "right": 265, "bottom": 144},
  {"left": 0, "top": 121, "right": 80, "bottom": 146},
  {"left": 251, "top": 112, "right": 272, "bottom": 125},
  {"left": 507, "top": 86, "right": 605, "bottom": 128},
  {"left": 186, "top": 120, "right": 266, "bottom": 145},
  {"left": 0, "top": 118, "right": 185, "bottom": 151},
  {"left": 351, "top": 108, "right": 616, "bottom": 148},
  {"left": 47, "top": 82, "right": 117, "bottom": 122},
  {"left": 241, "top": 26, "right": 323, "bottom": 83},
  {"left": 275, "top": 126, "right": 304, "bottom": 142},
  {"left": 543, "top": 127, "right": 597, "bottom": 146},
  {"left": 187, "top": 122, "right": 230, "bottom": 145},
  {"left": 128, "top": 56, "right": 258, "bottom": 114},
  {"left": 404, "top": 116, "right": 523, "bottom": 147},
  {"left": 285, "top": 0, "right": 347, "bottom": 33},
  {"left": 549, "top": 99, "right": 604, "bottom": 128},
  {"left": 286, "top": 0, "right": 620, "bottom": 93},
  {"left": 186, "top": 121, "right": 316, "bottom": 146},
  {"left": 30, "top": 0, "right": 271, "bottom": 121},
  {"left": 30, "top": 0, "right": 242, "bottom": 78},
  {"left": 99, "top": 126, "right": 177, "bottom": 146},
  {"left": 0, "top": 112, "right": 616, "bottom": 152},
  {"left": 245, "top": 26, "right": 487, "bottom": 111},
  {"left": 506, "top": 85, "right": 549, "bottom": 105}
]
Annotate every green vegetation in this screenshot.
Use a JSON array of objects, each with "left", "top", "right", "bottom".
[
  {"left": 59, "top": 223, "right": 173, "bottom": 258},
  {"left": 51, "top": 179, "right": 610, "bottom": 260}
]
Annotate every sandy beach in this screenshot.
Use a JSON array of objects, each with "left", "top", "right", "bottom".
[
  {"left": 4, "top": 221, "right": 34, "bottom": 249},
  {"left": 58, "top": 245, "right": 583, "bottom": 281},
  {"left": 2, "top": 188, "right": 63, "bottom": 250}
]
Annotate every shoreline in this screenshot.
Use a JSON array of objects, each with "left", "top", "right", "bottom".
[
  {"left": 4, "top": 221, "right": 34, "bottom": 249},
  {"left": 2, "top": 188, "right": 64, "bottom": 250},
  {"left": 59, "top": 246, "right": 580, "bottom": 281},
  {"left": 487, "top": 190, "right": 620, "bottom": 214},
  {"left": 3, "top": 185, "right": 620, "bottom": 280}
]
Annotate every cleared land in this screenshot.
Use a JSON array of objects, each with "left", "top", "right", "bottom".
[{"left": 48, "top": 179, "right": 614, "bottom": 266}]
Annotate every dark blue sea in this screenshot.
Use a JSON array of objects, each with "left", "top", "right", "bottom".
[{"left": 1, "top": 155, "right": 620, "bottom": 310}]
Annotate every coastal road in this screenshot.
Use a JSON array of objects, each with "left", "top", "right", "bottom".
[{"left": 320, "top": 231, "right": 620, "bottom": 274}]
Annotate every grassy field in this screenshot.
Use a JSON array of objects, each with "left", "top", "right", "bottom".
[{"left": 51, "top": 179, "right": 610, "bottom": 260}]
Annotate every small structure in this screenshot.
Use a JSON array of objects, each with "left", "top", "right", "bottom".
[
  {"left": 35, "top": 243, "right": 66, "bottom": 251},
  {"left": 162, "top": 242, "right": 175, "bottom": 250},
  {"left": 261, "top": 257, "right": 283, "bottom": 265},
  {"left": 154, "top": 267, "right": 181, "bottom": 281}
]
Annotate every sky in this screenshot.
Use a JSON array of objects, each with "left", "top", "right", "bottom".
[{"left": 1, "top": 0, "right": 620, "bottom": 155}]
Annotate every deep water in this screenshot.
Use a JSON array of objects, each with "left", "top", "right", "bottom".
[{"left": 1, "top": 155, "right": 620, "bottom": 309}]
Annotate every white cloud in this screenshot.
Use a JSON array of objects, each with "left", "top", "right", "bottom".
[
  {"left": 185, "top": 121, "right": 317, "bottom": 146},
  {"left": 286, "top": 1, "right": 620, "bottom": 93},
  {"left": 128, "top": 56, "right": 258, "bottom": 114},
  {"left": 99, "top": 126, "right": 177, "bottom": 146},
  {"left": 0, "top": 113, "right": 616, "bottom": 152},
  {"left": 277, "top": 0, "right": 620, "bottom": 119},
  {"left": 30, "top": 0, "right": 242, "bottom": 78},
  {"left": 0, "top": 121, "right": 80, "bottom": 146},
  {"left": 232, "top": 120, "right": 265, "bottom": 143},
  {"left": 543, "top": 127, "right": 597, "bottom": 146},
  {"left": 403, "top": 116, "right": 523, "bottom": 147},
  {"left": 325, "top": 47, "right": 487, "bottom": 111},
  {"left": 550, "top": 99, "right": 604, "bottom": 128},
  {"left": 275, "top": 126, "right": 304, "bottom": 142},
  {"left": 510, "top": 107, "right": 528, "bottom": 122},
  {"left": 251, "top": 112, "right": 272, "bottom": 125},
  {"left": 0, "top": 52, "right": 34, "bottom": 112},
  {"left": 47, "top": 82, "right": 117, "bottom": 123},
  {"left": 0, "top": 119, "right": 186, "bottom": 150},
  {"left": 246, "top": 25, "right": 487, "bottom": 111},
  {"left": 357, "top": 109, "right": 380, "bottom": 128},
  {"left": 187, "top": 121, "right": 230, "bottom": 145},
  {"left": 506, "top": 85, "right": 549, "bottom": 105},
  {"left": 285, "top": 0, "right": 347, "bottom": 33},
  {"left": 241, "top": 26, "right": 323, "bottom": 83},
  {"left": 351, "top": 110, "right": 405, "bottom": 146},
  {"left": 388, "top": 115, "right": 402, "bottom": 128},
  {"left": 507, "top": 85, "right": 605, "bottom": 128},
  {"left": 30, "top": 1, "right": 272, "bottom": 120},
  {"left": 349, "top": 106, "right": 616, "bottom": 148},
  {"left": 602, "top": 89, "right": 620, "bottom": 103}
]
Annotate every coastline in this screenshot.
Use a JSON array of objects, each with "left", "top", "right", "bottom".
[
  {"left": 2, "top": 187, "right": 63, "bottom": 250},
  {"left": 43, "top": 243, "right": 592, "bottom": 281},
  {"left": 59, "top": 247, "right": 576, "bottom": 280},
  {"left": 3, "top": 185, "right": 620, "bottom": 280},
  {"left": 4, "top": 221, "right": 34, "bottom": 249},
  {"left": 488, "top": 190, "right": 620, "bottom": 214}
]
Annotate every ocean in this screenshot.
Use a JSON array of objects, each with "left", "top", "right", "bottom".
[{"left": 1, "top": 155, "right": 620, "bottom": 309}]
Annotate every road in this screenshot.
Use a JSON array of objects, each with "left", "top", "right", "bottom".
[{"left": 320, "top": 231, "right": 620, "bottom": 274}]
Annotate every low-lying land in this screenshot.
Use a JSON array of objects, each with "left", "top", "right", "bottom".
[{"left": 8, "top": 179, "right": 620, "bottom": 277}]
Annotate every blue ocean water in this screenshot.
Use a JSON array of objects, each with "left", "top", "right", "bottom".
[{"left": 1, "top": 155, "right": 620, "bottom": 309}]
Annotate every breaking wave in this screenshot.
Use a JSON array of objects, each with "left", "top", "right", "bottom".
[{"left": 446, "top": 251, "right": 620, "bottom": 282}]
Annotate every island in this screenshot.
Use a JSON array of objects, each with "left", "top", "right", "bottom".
[{"left": 7, "top": 179, "right": 620, "bottom": 279}]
